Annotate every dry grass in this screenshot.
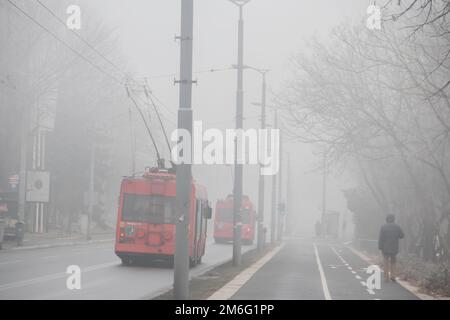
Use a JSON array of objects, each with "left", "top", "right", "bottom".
[{"left": 154, "top": 244, "right": 277, "bottom": 300}]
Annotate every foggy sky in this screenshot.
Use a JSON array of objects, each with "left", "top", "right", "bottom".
[{"left": 85, "top": 0, "right": 369, "bottom": 234}]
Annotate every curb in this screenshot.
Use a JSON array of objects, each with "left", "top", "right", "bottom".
[
  {"left": 208, "top": 243, "right": 284, "bottom": 300},
  {"left": 143, "top": 255, "right": 233, "bottom": 300},
  {"left": 5, "top": 238, "right": 114, "bottom": 252},
  {"left": 144, "top": 244, "right": 260, "bottom": 300},
  {"left": 347, "top": 245, "right": 440, "bottom": 300}
]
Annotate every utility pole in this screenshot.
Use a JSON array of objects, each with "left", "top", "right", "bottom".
[
  {"left": 246, "top": 67, "right": 269, "bottom": 252},
  {"left": 277, "top": 125, "right": 283, "bottom": 242},
  {"left": 321, "top": 153, "right": 327, "bottom": 236},
  {"left": 31, "top": 105, "right": 47, "bottom": 233},
  {"left": 174, "top": 0, "right": 194, "bottom": 300},
  {"left": 285, "top": 153, "right": 292, "bottom": 236},
  {"left": 17, "top": 106, "right": 28, "bottom": 234},
  {"left": 229, "top": 0, "right": 250, "bottom": 266},
  {"left": 87, "top": 143, "right": 95, "bottom": 241},
  {"left": 270, "top": 110, "right": 278, "bottom": 243},
  {"left": 18, "top": 32, "right": 31, "bottom": 239},
  {"left": 257, "top": 71, "right": 267, "bottom": 251}
]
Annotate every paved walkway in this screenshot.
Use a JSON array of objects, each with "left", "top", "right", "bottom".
[{"left": 230, "top": 238, "right": 418, "bottom": 300}]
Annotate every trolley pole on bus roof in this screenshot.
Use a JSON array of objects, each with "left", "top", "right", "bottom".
[{"left": 174, "top": 0, "right": 194, "bottom": 300}]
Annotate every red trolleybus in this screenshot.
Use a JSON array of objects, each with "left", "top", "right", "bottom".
[
  {"left": 114, "top": 167, "right": 212, "bottom": 266},
  {"left": 213, "top": 194, "right": 256, "bottom": 245}
]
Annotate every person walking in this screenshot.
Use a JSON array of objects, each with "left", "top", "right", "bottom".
[{"left": 378, "top": 214, "right": 404, "bottom": 282}]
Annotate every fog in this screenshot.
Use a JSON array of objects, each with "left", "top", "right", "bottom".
[
  {"left": 88, "top": 0, "right": 367, "bottom": 235},
  {"left": 1, "top": 0, "right": 449, "bottom": 301}
]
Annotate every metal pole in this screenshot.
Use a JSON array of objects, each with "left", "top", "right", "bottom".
[
  {"left": 277, "top": 124, "right": 283, "bottom": 242},
  {"left": 257, "top": 72, "right": 266, "bottom": 252},
  {"left": 87, "top": 143, "right": 95, "bottom": 241},
  {"left": 17, "top": 110, "right": 28, "bottom": 230},
  {"left": 174, "top": 0, "right": 194, "bottom": 300},
  {"left": 321, "top": 153, "right": 327, "bottom": 236},
  {"left": 232, "top": 3, "right": 246, "bottom": 267},
  {"left": 270, "top": 110, "right": 278, "bottom": 243},
  {"left": 286, "top": 153, "right": 292, "bottom": 236}
]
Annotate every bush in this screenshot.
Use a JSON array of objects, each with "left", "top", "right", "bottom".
[{"left": 397, "top": 254, "right": 450, "bottom": 296}]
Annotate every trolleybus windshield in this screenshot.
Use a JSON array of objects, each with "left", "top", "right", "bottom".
[
  {"left": 217, "top": 207, "right": 251, "bottom": 224},
  {"left": 122, "top": 194, "right": 175, "bottom": 224}
]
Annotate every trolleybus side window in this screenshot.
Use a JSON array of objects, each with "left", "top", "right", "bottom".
[{"left": 122, "top": 194, "right": 175, "bottom": 223}]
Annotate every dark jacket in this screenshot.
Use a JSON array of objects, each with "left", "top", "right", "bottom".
[{"left": 378, "top": 222, "right": 404, "bottom": 255}]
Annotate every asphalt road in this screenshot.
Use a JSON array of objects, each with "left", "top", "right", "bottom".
[
  {"left": 231, "top": 238, "right": 418, "bottom": 300},
  {"left": 0, "top": 237, "right": 255, "bottom": 300}
]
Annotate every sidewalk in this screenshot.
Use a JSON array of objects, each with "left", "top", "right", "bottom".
[
  {"left": 209, "top": 238, "right": 420, "bottom": 300},
  {"left": 1, "top": 229, "right": 114, "bottom": 251}
]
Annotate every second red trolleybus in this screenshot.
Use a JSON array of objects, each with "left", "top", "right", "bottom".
[
  {"left": 114, "top": 167, "right": 212, "bottom": 266},
  {"left": 213, "top": 194, "right": 256, "bottom": 245}
]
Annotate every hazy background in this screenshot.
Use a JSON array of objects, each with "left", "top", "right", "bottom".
[{"left": 83, "top": 0, "right": 369, "bottom": 235}]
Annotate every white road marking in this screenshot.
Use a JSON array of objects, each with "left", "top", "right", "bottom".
[
  {"left": 0, "top": 260, "right": 22, "bottom": 266},
  {"left": 367, "top": 289, "right": 375, "bottom": 295},
  {"left": 356, "top": 275, "right": 362, "bottom": 280},
  {"left": 360, "top": 281, "right": 366, "bottom": 287},
  {"left": 72, "top": 251, "right": 89, "bottom": 255},
  {"left": 208, "top": 244, "right": 284, "bottom": 300},
  {"left": 0, "top": 261, "right": 117, "bottom": 292},
  {"left": 313, "top": 243, "right": 332, "bottom": 300},
  {"left": 351, "top": 271, "right": 356, "bottom": 274}
]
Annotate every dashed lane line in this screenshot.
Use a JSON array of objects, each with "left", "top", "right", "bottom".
[{"left": 330, "top": 245, "right": 378, "bottom": 298}]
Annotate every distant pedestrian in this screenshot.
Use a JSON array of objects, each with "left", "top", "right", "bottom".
[
  {"left": 378, "top": 214, "right": 404, "bottom": 282},
  {"left": 315, "top": 220, "right": 321, "bottom": 237}
]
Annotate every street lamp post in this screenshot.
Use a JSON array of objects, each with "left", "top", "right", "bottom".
[
  {"left": 277, "top": 126, "right": 283, "bottom": 242},
  {"left": 228, "top": 0, "right": 251, "bottom": 267},
  {"left": 271, "top": 110, "right": 278, "bottom": 243},
  {"left": 321, "top": 152, "right": 327, "bottom": 237},
  {"left": 246, "top": 66, "right": 269, "bottom": 252}
]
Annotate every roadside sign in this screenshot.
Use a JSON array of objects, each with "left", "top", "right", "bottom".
[
  {"left": 8, "top": 174, "right": 19, "bottom": 189},
  {"left": 26, "top": 171, "right": 50, "bottom": 203}
]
